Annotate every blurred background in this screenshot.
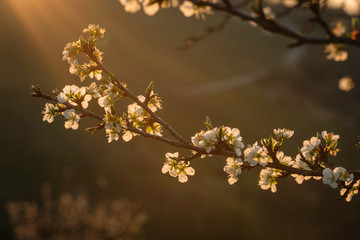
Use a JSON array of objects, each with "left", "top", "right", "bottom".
[{"left": 1, "top": 0, "right": 360, "bottom": 239}]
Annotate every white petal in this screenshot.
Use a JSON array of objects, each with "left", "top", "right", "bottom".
[
  {"left": 178, "top": 173, "right": 188, "bottom": 183},
  {"left": 185, "top": 167, "right": 195, "bottom": 176},
  {"left": 162, "top": 164, "right": 171, "bottom": 174},
  {"left": 57, "top": 93, "right": 67, "bottom": 103},
  {"left": 122, "top": 131, "right": 133, "bottom": 142}
]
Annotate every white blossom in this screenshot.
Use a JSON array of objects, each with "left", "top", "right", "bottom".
[
  {"left": 162, "top": 152, "right": 180, "bottom": 177},
  {"left": 273, "top": 128, "right": 294, "bottom": 139},
  {"left": 321, "top": 130, "right": 340, "bottom": 156},
  {"left": 122, "top": 130, "right": 139, "bottom": 142},
  {"left": 41, "top": 103, "right": 58, "bottom": 123},
  {"left": 244, "top": 142, "right": 268, "bottom": 166},
  {"left": 259, "top": 168, "right": 279, "bottom": 193},
  {"left": 162, "top": 152, "right": 195, "bottom": 183},
  {"left": 83, "top": 24, "right": 106, "bottom": 38},
  {"left": 138, "top": 92, "right": 162, "bottom": 112},
  {"left": 321, "top": 131, "right": 339, "bottom": 142},
  {"left": 300, "top": 136, "right": 321, "bottom": 162},
  {"left": 177, "top": 162, "right": 195, "bottom": 183},
  {"left": 191, "top": 128, "right": 218, "bottom": 153},
  {"left": 222, "top": 127, "right": 244, "bottom": 157},
  {"left": 223, "top": 157, "right": 243, "bottom": 185},
  {"left": 334, "top": 167, "right": 353, "bottom": 182},
  {"left": 63, "top": 109, "right": 80, "bottom": 130},
  {"left": 57, "top": 85, "right": 92, "bottom": 109},
  {"left": 322, "top": 168, "right": 340, "bottom": 189}
]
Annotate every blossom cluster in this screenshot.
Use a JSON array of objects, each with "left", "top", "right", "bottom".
[
  {"left": 62, "top": 24, "right": 104, "bottom": 81},
  {"left": 41, "top": 24, "right": 164, "bottom": 145},
  {"left": 219, "top": 128, "right": 358, "bottom": 202},
  {"left": 191, "top": 126, "right": 245, "bottom": 156}
]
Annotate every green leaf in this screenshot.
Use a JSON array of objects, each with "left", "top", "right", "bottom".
[{"left": 204, "top": 116, "right": 213, "bottom": 130}]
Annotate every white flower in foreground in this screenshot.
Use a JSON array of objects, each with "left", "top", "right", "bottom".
[
  {"left": 57, "top": 85, "right": 92, "bottom": 109},
  {"left": 322, "top": 168, "right": 340, "bottom": 189},
  {"left": 177, "top": 162, "right": 195, "bottom": 183},
  {"left": 57, "top": 85, "right": 79, "bottom": 104},
  {"left": 334, "top": 167, "right": 353, "bottom": 182},
  {"left": 273, "top": 128, "right": 294, "bottom": 139},
  {"left": 222, "top": 127, "right": 244, "bottom": 157},
  {"left": 300, "top": 136, "right": 321, "bottom": 162},
  {"left": 259, "top": 168, "right": 279, "bottom": 193},
  {"left": 62, "top": 40, "right": 81, "bottom": 64},
  {"left": 244, "top": 142, "right": 268, "bottom": 166},
  {"left": 128, "top": 102, "right": 144, "bottom": 120},
  {"left": 191, "top": 128, "right": 218, "bottom": 153},
  {"left": 63, "top": 109, "right": 80, "bottom": 130},
  {"left": 162, "top": 152, "right": 180, "bottom": 177},
  {"left": 42, "top": 103, "right": 58, "bottom": 123},
  {"left": 338, "top": 76, "right": 355, "bottom": 91},
  {"left": 223, "top": 157, "right": 243, "bottom": 185},
  {"left": 324, "top": 43, "right": 348, "bottom": 62},
  {"left": 162, "top": 152, "right": 195, "bottom": 183}
]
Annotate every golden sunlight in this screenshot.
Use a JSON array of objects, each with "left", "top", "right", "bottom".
[{"left": 6, "top": 0, "right": 84, "bottom": 72}]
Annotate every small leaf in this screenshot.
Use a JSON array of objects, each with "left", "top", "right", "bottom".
[{"left": 204, "top": 116, "right": 213, "bottom": 130}]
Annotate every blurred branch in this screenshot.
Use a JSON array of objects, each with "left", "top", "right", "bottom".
[{"left": 190, "top": 0, "right": 360, "bottom": 48}]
